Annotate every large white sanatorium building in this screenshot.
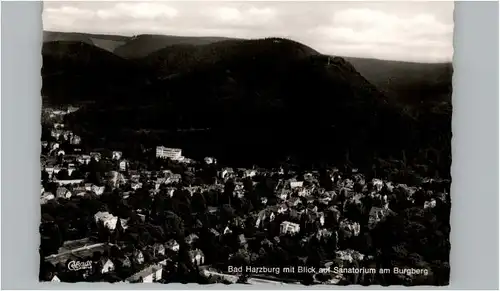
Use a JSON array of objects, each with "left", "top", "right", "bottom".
[{"left": 156, "top": 146, "right": 183, "bottom": 161}]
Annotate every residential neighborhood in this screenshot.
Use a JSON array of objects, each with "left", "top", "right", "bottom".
[{"left": 39, "top": 107, "right": 451, "bottom": 285}]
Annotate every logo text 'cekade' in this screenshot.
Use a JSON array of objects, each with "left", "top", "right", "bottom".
[{"left": 67, "top": 260, "right": 92, "bottom": 271}]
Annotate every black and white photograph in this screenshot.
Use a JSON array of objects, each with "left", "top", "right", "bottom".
[{"left": 39, "top": 1, "right": 453, "bottom": 285}]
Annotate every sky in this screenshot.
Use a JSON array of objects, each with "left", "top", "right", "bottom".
[{"left": 43, "top": 1, "right": 454, "bottom": 63}]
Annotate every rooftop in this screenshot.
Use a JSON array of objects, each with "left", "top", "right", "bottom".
[{"left": 125, "top": 264, "right": 163, "bottom": 282}]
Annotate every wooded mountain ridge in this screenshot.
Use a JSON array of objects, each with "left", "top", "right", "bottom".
[{"left": 42, "top": 31, "right": 452, "bottom": 177}]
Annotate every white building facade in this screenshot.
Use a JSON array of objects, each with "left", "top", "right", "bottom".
[{"left": 156, "top": 146, "right": 183, "bottom": 161}]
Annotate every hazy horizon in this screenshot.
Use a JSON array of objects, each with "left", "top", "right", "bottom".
[{"left": 43, "top": 1, "right": 454, "bottom": 63}]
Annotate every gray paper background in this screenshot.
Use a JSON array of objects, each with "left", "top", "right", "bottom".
[{"left": 1, "top": 1, "right": 498, "bottom": 290}]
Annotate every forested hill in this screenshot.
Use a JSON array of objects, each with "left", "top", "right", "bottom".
[
  {"left": 139, "top": 38, "right": 318, "bottom": 77},
  {"left": 41, "top": 41, "right": 152, "bottom": 104},
  {"left": 42, "top": 35, "right": 451, "bottom": 177},
  {"left": 42, "top": 31, "right": 453, "bottom": 108},
  {"left": 43, "top": 31, "right": 131, "bottom": 53},
  {"left": 43, "top": 31, "right": 237, "bottom": 58},
  {"left": 344, "top": 57, "right": 453, "bottom": 106},
  {"left": 113, "top": 34, "right": 239, "bottom": 59}
]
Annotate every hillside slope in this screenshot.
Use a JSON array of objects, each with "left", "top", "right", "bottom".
[
  {"left": 43, "top": 31, "right": 130, "bottom": 52},
  {"left": 345, "top": 57, "right": 453, "bottom": 106},
  {"left": 113, "top": 34, "right": 238, "bottom": 59},
  {"left": 42, "top": 41, "right": 151, "bottom": 104},
  {"left": 139, "top": 38, "right": 317, "bottom": 77},
  {"left": 41, "top": 35, "right": 451, "bottom": 175},
  {"left": 64, "top": 38, "right": 446, "bottom": 171}
]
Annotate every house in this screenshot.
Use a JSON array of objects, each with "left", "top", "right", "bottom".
[
  {"left": 269, "top": 212, "right": 276, "bottom": 222},
  {"left": 303, "top": 172, "right": 314, "bottom": 180},
  {"left": 278, "top": 189, "right": 290, "bottom": 200},
  {"left": 52, "top": 166, "right": 63, "bottom": 175},
  {"left": 91, "top": 185, "right": 105, "bottom": 195},
  {"left": 51, "top": 274, "right": 61, "bottom": 282},
  {"left": 340, "top": 178, "right": 354, "bottom": 189},
  {"left": 89, "top": 152, "right": 101, "bottom": 161},
  {"left": 125, "top": 264, "right": 163, "bottom": 283},
  {"left": 100, "top": 258, "right": 115, "bottom": 274},
  {"left": 371, "top": 179, "right": 384, "bottom": 192},
  {"left": 189, "top": 249, "right": 205, "bottom": 266},
  {"left": 56, "top": 187, "right": 72, "bottom": 199},
  {"left": 61, "top": 130, "right": 72, "bottom": 141},
  {"left": 305, "top": 205, "right": 319, "bottom": 214},
  {"left": 339, "top": 219, "right": 361, "bottom": 237},
  {"left": 112, "top": 151, "right": 123, "bottom": 160},
  {"left": 49, "top": 109, "right": 66, "bottom": 117},
  {"left": 234, "top": 182, "right": 244, "bottom": 191},
  {"left": 424, "top": 199, "right": 437, "bottom": 209},
  {"left": 368, "top": 206, "right": 392, "bottom": 229},
  {"left": 237, "top": 234, "right": 247, "bottom": 246},
  {"left": 290, "top": 181, "right": 304, "bottom": 189},
  {"left": 133, "top": 249, "right": 145, "bottom": 265},
  {"left": 209, "top": 228, "right": 220, "bottom": 237},
  {"left": 51, "top": 129, "right": 64, "bottom": 139},
  {"left": 314, "top": 195, "right": 325, "bottom": 205},
  {"left": 220, "top": 168, "right": 235, "bottom": 179},
  {"left": 297, "top": 187, "right": 311, "bottom": 197},
  {"left": 255, "top": 214, "right": 264, "bottom": 229},
  {"left": 186, "top": 234, "right": 199, "bottom": 245},
  {"left": 233, "top": 189, "right": 245, "bottom": 199},
  {"left": 77, "top": 155, "right": 91, "bottom": 164},
  {"left": 289, "top": 197, "right": 302, "bottom": 207},
  {"left": 150, "top": 243, "right": 166, "bottom": 257},
  {"left": 67, "top": 167, "right": 75, "bottom": 176},
  {"left": 316, "top": 228, "right": 333, "bottom": 240},
  {"left": 165, "top": 239, "right": 180, "bottom": 252},
  {"left": 131, "top": 183, "right": 143, "bottom": 190},
  {"left": 204, "top": 157, "right": 216, "bottom": 164},
  {"left": 165, "top": 187, "right": 175, "bottom": 197},
  {"left": 51, "top": 142, "right": 60, "bottom": 150},
  {"left": 94, "top": 211, "right": 128, "bottom": 230},
  {"left": 117, "top": 256, "right": 132, "bottom": 268},
  {"left": 280, "top": 221, "right": 300, "bottom": 235},
  {"left": 206, "top": 206, "right": 218, "bottom": 215},
  {"left": 55, "top": 179, "right": 84, "bottom": 186},
  {"left": 156, "top": 177, "right": 167, "bottom": 185},
  {"left": 41, "top": 192, "right": 55, "bottom": 204},
  {"left": 53, "top": 123, "right": 64, "bottom": 129},
  {"left": 277, "top": 204, "right": 288, "bottom": 214},
  {"left": 161, "top": 169, "right": 173, "bottom": 176},
  {"left": 244, "top": 169, "right": 257, "bottom": 178},
  {"left": 67, "top": 106, "right": 79, "bottom": 113},
  {"left": 119, "top": 160, "right": 129, "bottom": 172},
  {"left": 108, "top": 171, "right": 127, "bottom": 188},
  {"left": 156, "top": 146, "right": 183, "bottom": 161},
  {"left": 166, "top": 174, "right": 181, "bottom": 184},
  {"left": 318, "top": 212, "right": 325, "bottom": 226},
  {"left": 70, "top": 135, "right": 81, "bottom": 145},
  {"left": 129, "top": 173, "right": 140, "bottom": 182},
  {"left": 260, "top": 238, "right": 273, "bottom": 248},
  {"left": 336, "top": 249, "right": 365, "bottom": 264}
]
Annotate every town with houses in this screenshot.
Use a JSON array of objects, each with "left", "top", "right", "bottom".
[{"left": 39, "top": 106, "right": 450, "bottom": 285}]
